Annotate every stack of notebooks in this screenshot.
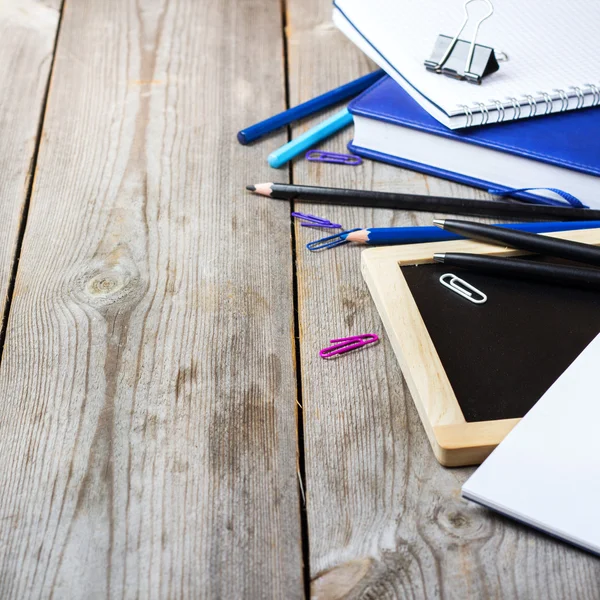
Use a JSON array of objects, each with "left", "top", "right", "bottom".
[{"left": 334, "top": 0, "right": 600, "bottom": 208}]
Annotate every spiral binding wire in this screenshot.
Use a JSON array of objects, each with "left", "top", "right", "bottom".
[
  {"left": 570, "top": 86, "right": 584, "bottom": 110},
  {"left": 507, "top": 97, "right": 521, "bottom": 120},
  {"left": 489, "top": 99, "right": 505, "bottom": 123},
  {"left": 460, "top": 104, "right": 474, "bottom": 127},
  {"left": 459, "top": 84, "right": 600, "bottom": 125},
  {"left": 476, "top": 102, "right": 489, "bottom": 125},
  {"left": 584, "top": 83, "right": 599, "bottom": 106},
  {"left": 539, "top": 91, "right": 553, "bottom": 114},
  {"left": 523, "top": 95, "right": 536, "bottom": 117},
  {"left": 553, "top": 88, "right": 569, "bottom": 111}
]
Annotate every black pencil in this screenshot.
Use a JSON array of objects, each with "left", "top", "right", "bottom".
[
  {"left": 246, "top": 182, "right": 600, "bottom": 221},
  {"left": 434, "top": 253, "right": 600, "bottom": 289},
  {"left": 434, "top": 218, "right": 600, "bottom": 266}
]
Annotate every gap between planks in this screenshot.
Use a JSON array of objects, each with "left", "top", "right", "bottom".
[
  {"left": 280, "top": 0, "right": 313, "bottom": 595},
  {"left": 0, "top": 0, "right": 65, "bottom": 363}
]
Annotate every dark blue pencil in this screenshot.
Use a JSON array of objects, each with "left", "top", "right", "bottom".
[
  {"left": 237, "top": 70, "right": 384, "bottom": 145},
  {"left": 344, "top": 222, "right": 600, "bottom": 245},
  {"left": 307, "top": 222, "right": 600, "bottom": 251}
]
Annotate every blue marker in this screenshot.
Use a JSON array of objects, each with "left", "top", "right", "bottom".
[
  {"left": 237, "top": 70, "right": 383, "bottom": 145},
  {"left": 268, "top": 108, "right": 353, "bottom": 169}
]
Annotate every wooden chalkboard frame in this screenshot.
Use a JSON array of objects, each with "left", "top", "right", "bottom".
[{"left": 361, "top": 228, "right": 600, "bottom": 467}]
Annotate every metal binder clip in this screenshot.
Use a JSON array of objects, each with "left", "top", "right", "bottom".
[
  {"left": 424, "top": 0, "right": 499, "bottom": 85},
  {"left": 440, "top": 273, "right": 487, "bottom": 304}
]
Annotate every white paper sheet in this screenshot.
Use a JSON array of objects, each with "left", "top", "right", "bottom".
[{"left": 462, "top": 332, "right": 600, "bottom": 555}]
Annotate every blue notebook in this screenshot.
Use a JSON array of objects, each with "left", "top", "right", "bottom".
[{"left": 348, "top": 77, "right": 600, "bottom": 208}]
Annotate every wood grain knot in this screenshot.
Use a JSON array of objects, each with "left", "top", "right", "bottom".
[
  {"left": 87, "top": 272, "right": 128, "bottom": 296},
  {"left": 311, "top": 558, "right": 373, "bottom": 600},
  {"left": 73, "top": 246, "right": 144, "bottom": 310},
  {"left": 433, "top": 504, "right": 491, "bottom": 540}
]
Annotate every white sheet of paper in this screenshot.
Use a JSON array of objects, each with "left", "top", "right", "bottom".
[{"left": 462, "top": 332, "right": 600, "bottom": 555}]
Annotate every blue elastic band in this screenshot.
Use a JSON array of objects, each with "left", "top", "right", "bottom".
[{"left": 488, "top": 187, "right": 588, "bottom": 209}]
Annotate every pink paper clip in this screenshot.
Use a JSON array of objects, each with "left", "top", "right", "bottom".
[
  {"left": 306, "top": 150, "right": 363, "bottom": 166},
  {"left": 319, "top": 333, "right": 379, "bottom": 359}
]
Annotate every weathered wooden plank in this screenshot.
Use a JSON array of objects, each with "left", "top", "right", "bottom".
[
  {"left": 286, "top": 1, "right": 600, "bottom": 597},
  {"left": 0, "top": 0, "right": 61, "bottom": 337},
  {"left": 0, "top": 0, "right": 303, "bottom": 597}
]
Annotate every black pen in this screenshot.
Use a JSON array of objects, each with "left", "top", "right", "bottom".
[
  {"left": 433, "top": 219, "right": 600, "bottom": 266},
  {"left": 433, "top": 253, "right": 600, "bottom": 289}
]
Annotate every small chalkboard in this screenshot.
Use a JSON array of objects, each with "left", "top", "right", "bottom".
[{"left": 361, "top": 228, "right": 600, "bottom": 467}]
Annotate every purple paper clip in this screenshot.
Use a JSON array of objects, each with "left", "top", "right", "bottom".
[
  {"left": 306, "top": 150, "right": 363, "bottom": 166},
  {"left": 319, "top": 334, "right": 379, "bottom": 359},
  {"left": 291, "top": 212, "right": 342, "bottom": 229}
]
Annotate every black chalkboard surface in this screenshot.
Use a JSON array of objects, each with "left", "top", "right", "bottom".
[{"left": 401, "top": 258, "right": 600, "bottom": 423}]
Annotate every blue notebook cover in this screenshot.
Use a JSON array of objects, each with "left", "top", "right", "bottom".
[{"left": 348, "top": 77, "right": 600, "bottom": 205}]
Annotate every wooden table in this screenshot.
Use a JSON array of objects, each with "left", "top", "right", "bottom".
[{"left": 0, "top": 0, "right": 598, "bottom": 597}]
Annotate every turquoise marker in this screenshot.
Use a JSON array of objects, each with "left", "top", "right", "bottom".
[{"left": 268, "top": 108, "right": 353, "bottom": 169}]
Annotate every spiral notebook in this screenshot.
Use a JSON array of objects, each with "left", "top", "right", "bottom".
[{"left": 333, "top": 0, "right": 600, "bottom": 129}]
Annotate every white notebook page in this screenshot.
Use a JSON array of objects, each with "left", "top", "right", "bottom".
[
  {"left": 335, "top": 0, "right": 600, "bottom": 117},
  {"left": 462, "top": 332, "right": 600, "bottom": 555}
]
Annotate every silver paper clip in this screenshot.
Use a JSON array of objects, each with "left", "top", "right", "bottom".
[
  {"left": 439, "top": 273, "right": 487, "bottom": 304},
  {"left": 424, "top": 0, "right": 498, "bottom": 85}
]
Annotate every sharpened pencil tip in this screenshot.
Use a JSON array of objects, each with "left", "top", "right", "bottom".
[
  {"left": 246, "top": 185, "right": 256, "bottom": 191},
  {"left": 432, "top": 219, "right": 445, "bottom": 229},
  {"left": 251, "top": 183, "right": 274, "bottom": 197},
  {"left": 433, "top": 253, "right": 445, "bottom": 263}
]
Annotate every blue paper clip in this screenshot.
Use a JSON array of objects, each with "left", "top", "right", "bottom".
[
  {"left": 307, "top": 228, "right": 361, "bottom": 251},
  {"left": 291, "top": 212, "right": 342, "bottom": 229},
  {"left": 305, "top": 150, "right": 363, "bottom": 166}
]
